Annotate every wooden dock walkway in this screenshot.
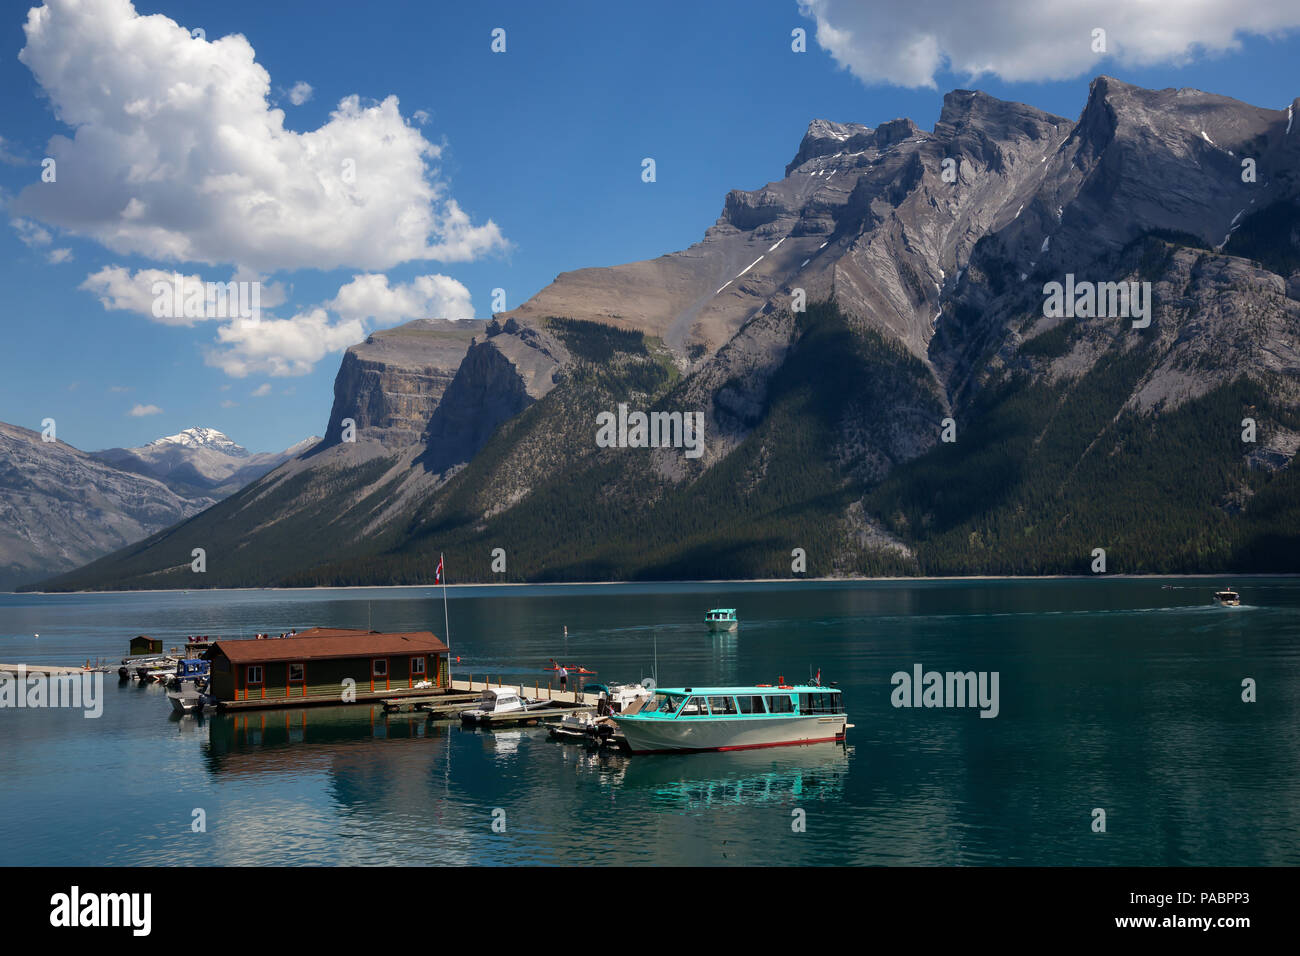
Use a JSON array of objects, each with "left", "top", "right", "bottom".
[
  {"left": 448, "top": 676, "right": 598, "bottom": 707},
  {"left": 0, "top": 662, "right": 102, "bottom": 677},
  {"left": 207, "top": 674, "right": 605, "bottom": 715},
  {"left": 473, "top": 704, "right": 594, "bottom": 727}
]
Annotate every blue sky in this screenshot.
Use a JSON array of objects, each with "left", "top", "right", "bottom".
[{"left": 2, "top": 0, "right": 1298, "bottom": 453}]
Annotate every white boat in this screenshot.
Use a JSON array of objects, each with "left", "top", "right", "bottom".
[
  {"left": 705, "top": 608, "right": 738, "bottom": 632},
  {"left": 1213, "top": 588, "right": 1241, "bottom": 607},
  {"left": 550, "top": 682, "right": 654, "bottom": 743},
  {"left": 167, "top": 683, "right": 208, "bottom": 714},
  {"left": 166, "top": 659, "right": 213, "bottom": 714},
  {"left": 459, "top": 686, "right": 538, "bottom": 724},
  {"left": 612, "top": 682, "right": 848, "bottom": 753}
]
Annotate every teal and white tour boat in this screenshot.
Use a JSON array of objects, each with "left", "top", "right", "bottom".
[
  {"left": 704, "top": 608, "right": 738, "bottom": 632},
  {"left": 612, "top": 681, "right": 848, "bottom": 753}
]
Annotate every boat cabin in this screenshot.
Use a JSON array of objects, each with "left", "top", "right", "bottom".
[
  {"left": 639, "top": 685, "right": 844, "bottom": 719},
  {"left": 175, "top": 658, "right": 210, "bottom": 681}
]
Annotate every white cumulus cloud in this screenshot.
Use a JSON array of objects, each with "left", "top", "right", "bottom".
[
  {"left": 287, "top": 81, "right": 313, "bottom": 106},
  {"left": 129, "top": 403, "right": 162, "bottom": 416},
  {"left": 796, "top": 0, "right": 1300, "bottom": 87},
  {"left": 14, "top": 0, "right": 507, "bottom": 272},
  {"left": 327, "top": 272, "right": 475, "bottom": 324},
  {"left": 81, "top": 265, "right": 474, "bottom": 376}
]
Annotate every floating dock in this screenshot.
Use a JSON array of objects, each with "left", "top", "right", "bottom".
[
  {"left": 0, "top": 663, "right": 104, "bottom": 677},
  {"left": 218, "top": 675, "right": 601, "bottom": 714}
]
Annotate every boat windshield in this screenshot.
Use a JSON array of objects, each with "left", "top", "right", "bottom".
[{"left": 648, "top": 693, "right": 684, "bottom": 714}]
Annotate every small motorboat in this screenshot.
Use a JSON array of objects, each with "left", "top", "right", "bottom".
[
  {"left": 1213, "top": 588, "right": 1241, "bottom": 607},
  {"left": 549, "top": 682, "right": 654, "bottom": 743},
  {"left": 167, "top": 682, "right": 212, "bottom": 714},
  {"left": 132, "top": 657, "right": 177, "bottom": 682},
  {"left": 460, "top": 686, "right": 541, "bottom": 724},
  {"left": 705, "top": 608, "right": 738, "bottom": 632},
  {"left": 166, "top": 658, "right": 212, "bottom": 714}
]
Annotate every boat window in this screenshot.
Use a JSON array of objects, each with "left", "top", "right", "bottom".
[
  {"left": 288, "top": 662, "right": 304, "bottom": 683},
  {"left": 680, "top": 696, "right": 708, "bottom": 716},
  {"left": 765, "top": 694, "right": 793, "bottom": 714},
  {"left": 650, "top": 694, "right": 683, "bottom": 714},
  {"left": 737, "top": 695, "right": 766, "bottom": 714},
  {"left": 708, "top": 696, "right": 737, "bottom": 715},
  {"left": 797, "top": 693, "right": 841, "bottom": 714}
]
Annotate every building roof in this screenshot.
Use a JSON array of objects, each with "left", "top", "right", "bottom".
[{"left": 208, "top": 630, "right": 448, "bottom": 664}]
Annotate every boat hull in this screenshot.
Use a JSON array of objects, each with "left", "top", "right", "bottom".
[
  {"left": 706, "top": 620, "right": 738, "bottom": 633},
  {"left": 168, "top": 692, "right": 202, "bottom": 714},
  {"left": 613, "top": 714, "right": 847, "bottom": 754}
]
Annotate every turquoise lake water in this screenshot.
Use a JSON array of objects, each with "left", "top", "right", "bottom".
[{"left": 1, "top": 578, "right": 1297, "bottom": 866}]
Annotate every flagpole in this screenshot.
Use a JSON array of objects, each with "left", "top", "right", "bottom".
[{"left": 440, "top": 553, "right": 451, "bottom": 682}]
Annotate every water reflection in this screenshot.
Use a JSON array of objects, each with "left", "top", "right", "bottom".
[{"left": 617, "top": 743, "right": 850, "bottom": 810}]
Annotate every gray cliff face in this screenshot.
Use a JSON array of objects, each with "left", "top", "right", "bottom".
[
  {"left": 419, "top": 317, "right": 569, "bottom": 473},
  {"left": 934, "top": 77, "right": 1300, "bottom": 418},
  {"left": 320, "top": 318, "right": 485, "bottom": 450}
]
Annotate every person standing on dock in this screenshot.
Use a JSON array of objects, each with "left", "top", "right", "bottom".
[{"left": 558, "top": 664, "right": 568, "bottom": 692}]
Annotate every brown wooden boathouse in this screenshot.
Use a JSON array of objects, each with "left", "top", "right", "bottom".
[{"left": 204, "top": 627, "right": 449, "bottom": 710}]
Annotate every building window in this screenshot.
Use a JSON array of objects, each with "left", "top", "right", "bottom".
[
  {"left": 372, "top": 659, "right": 388, "bottom": 677},
  {"left": 288, "top": 662, "right": 305, "bottom": 683},
  {"left": 411, "top": 657, "right": 426, "bottom": 675},
  {"left": 247, "top": 665, "right": 263, "bottom": 685}
]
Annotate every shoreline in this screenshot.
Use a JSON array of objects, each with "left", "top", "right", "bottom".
[{"left": 7, "top": 571, "right": 1296, "bottom": 597}]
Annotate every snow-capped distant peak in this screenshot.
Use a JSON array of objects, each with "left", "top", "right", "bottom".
[{"left": 147, "top": 426, "right": 247, "bottom": 456}]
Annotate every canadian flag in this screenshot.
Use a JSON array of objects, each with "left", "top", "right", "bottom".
[{"left": 435, "top": 554, "right": 444, "bottom": 584}]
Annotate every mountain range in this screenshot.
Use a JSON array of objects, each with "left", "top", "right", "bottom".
[
  {"left": 30, "top": 76, "right": 1300, "bottom": 590},
  {"left": 0, "top": 425, "right": 315, "bottom": 589}
]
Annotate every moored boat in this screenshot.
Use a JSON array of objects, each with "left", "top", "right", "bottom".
[
  {"left": 612, "top": 681, "right": 848, "bottom": 754},
  {"left": 460, "top": 686, "right": 541, "bottom": 724},
  {"left": 704, "top": 608, "right": 738, "bottom": 632},
  {"left": 166, "top": 658, "right": 213, "bottom": 714},
  {"left": 549, "top": 681, "right": 654, "bottom": 743}
]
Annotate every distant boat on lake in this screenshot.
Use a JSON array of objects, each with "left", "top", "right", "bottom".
[{"left": 705, "top": 608, "right": 738, "bottom": 632}]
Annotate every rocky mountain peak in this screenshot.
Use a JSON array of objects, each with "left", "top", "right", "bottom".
[
  {"left": 147, "top": 426, "right": 247, "bottom": 457},
  {"left": 785, "top": 118, "right": 874, "bottom": 174}
]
